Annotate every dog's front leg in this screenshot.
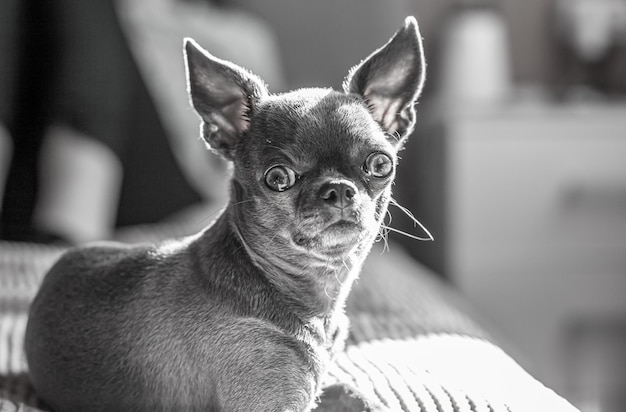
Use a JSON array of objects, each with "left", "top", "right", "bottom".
[{"left": 314, "top": 383, "right": 387, "bottom": 412}]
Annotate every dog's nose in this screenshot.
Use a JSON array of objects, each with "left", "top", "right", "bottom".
[{"left": 319, "top": 181, "right": 357, "bottom": 208}]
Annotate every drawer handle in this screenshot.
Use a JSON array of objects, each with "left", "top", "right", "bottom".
[{"left": 562, "top": 182, "right": 626, "bottom": 212}]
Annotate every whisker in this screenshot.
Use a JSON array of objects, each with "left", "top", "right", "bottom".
[
  {"left": 195, "top": 208, "right": 223, "bottom": 226},
  {"left": 230, "top": 199, "right": 256, "bottom": 207},
  {"left": 323, "top": 281, "right": 332, "bottom": 299},
  {"left": 375, "top": 208, "right": 392, "bottom": 252},
  {"left": 334, "top": 267, "right": 342, "bottom": 284},
  {"left": 262, "top": 230, "right": 282, "bottom": 255},
  {"left": 340, "top": 259, "right": 351, "bottom": 274},
  {"left": 380, "top": 225, "right": 433, "bottom": 241},
  {"left": 385, "top": 206, "right": 393, "bottom": 227},
  {"left": 381, "top": 228, "right": 390, "bottom": 252},
  {"left": 377, "top": 225, "right": 390, "bottom": 253},
  {"left": 386, "top": 197, "right": 434, "bottom": 241}
]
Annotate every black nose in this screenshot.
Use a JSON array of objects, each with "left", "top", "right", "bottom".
[{"left": 319, "top": 181, "right": 357, "bottom": 208}]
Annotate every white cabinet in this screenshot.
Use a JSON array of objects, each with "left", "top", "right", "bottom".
[{"left": 445, "top": 103, "right": 626, "bottom": 397}]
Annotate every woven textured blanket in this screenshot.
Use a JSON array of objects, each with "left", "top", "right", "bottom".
[{"left": 0, "top": 215, "right": 579, "bottom": 411}]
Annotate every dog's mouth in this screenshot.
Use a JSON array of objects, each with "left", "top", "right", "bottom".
[
  {"left": 326, "top": 219, "right": 359, "bottom": 230},
  {"left": 292, "top": 220, "right": 365, "bottom": 258}
]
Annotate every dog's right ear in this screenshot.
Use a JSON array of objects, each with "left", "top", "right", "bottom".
[{"left": 184, "top": 38, "right": 268, "bottom": 160}]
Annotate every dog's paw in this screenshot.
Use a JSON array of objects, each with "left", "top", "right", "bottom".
[{"left": 313, "top": 383, "right": 387, "bottom": 412}]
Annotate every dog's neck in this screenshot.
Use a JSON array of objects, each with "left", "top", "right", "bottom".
[{"left": 213, "top": 200, "right": 373, "bottom": 321}]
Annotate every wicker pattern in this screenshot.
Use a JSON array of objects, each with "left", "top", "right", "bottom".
[{"left": 0, "top": 227, "right": 579, "bottom": 411}]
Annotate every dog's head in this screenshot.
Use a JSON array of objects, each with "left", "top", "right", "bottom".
[{"left": 184, "top": 17, "right": 425, "bottom": 270}]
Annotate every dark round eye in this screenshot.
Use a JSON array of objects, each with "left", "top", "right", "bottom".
[
  {"left": 264, "top": 165, "right": 298, "bottom": 192},
  {"left": 364, "top": 152, "right": 393, "bottom": 178}
]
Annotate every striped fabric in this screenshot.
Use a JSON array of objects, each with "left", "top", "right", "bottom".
[
  {"left": 324, "top": 336, "right": 576, "bottom": 412},
  {"left": 0, "top": 215, "right": 580, "bottom": 411}
]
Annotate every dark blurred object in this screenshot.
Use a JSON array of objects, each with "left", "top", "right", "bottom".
[
  {"left": 0, "top": 0, "right": 54, "bottom": 241},
  {"left": 0, "top": 0, "right": 21, "bottom": 127},
  {"left": 392, "top": 107, "right": 448, "bottom": 278},
  {"left": 0, "top": 0, "right": 242, "bottom": 242},
  {"left": 0, "top": 0, "right": 19, "bottom": 233},
  {"left": 553, "top": 0, "right": 626, "bottom": 98}
]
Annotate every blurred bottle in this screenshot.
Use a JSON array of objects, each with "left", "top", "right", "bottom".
[{"left": 438, "top": 1, "right": 513, "bottom": 108}]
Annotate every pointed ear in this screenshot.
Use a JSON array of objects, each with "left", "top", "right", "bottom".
[
  {"left": 343, "top": 17, "right": 426, "bottom": 147},
  {"left": 184, "top": 38, "right": 268, "bottom": 160}
]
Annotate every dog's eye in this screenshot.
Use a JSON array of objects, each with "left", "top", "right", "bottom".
[
  {"left": 363, "top": 152, "right": 393, "bottom": 178},
  {"left": 264, "top": 165, "right": 298, "bottom": 192}
]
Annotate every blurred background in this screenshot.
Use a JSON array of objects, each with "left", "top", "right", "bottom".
[{"left": 1, "top": 0, "right": 625, "bottom": 410}]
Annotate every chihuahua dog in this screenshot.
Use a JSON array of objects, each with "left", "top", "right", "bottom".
[{"left": 25, "top": 17, "right": 425, "bottom": 412}]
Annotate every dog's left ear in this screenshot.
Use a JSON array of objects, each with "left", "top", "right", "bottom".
[{"left": 344, "top": 17, "right": 426, "bottom": 147}]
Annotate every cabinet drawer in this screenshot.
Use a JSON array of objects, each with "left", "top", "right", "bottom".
[{"left": 448, "top": 108, "right": 626, "bottom": 276}]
